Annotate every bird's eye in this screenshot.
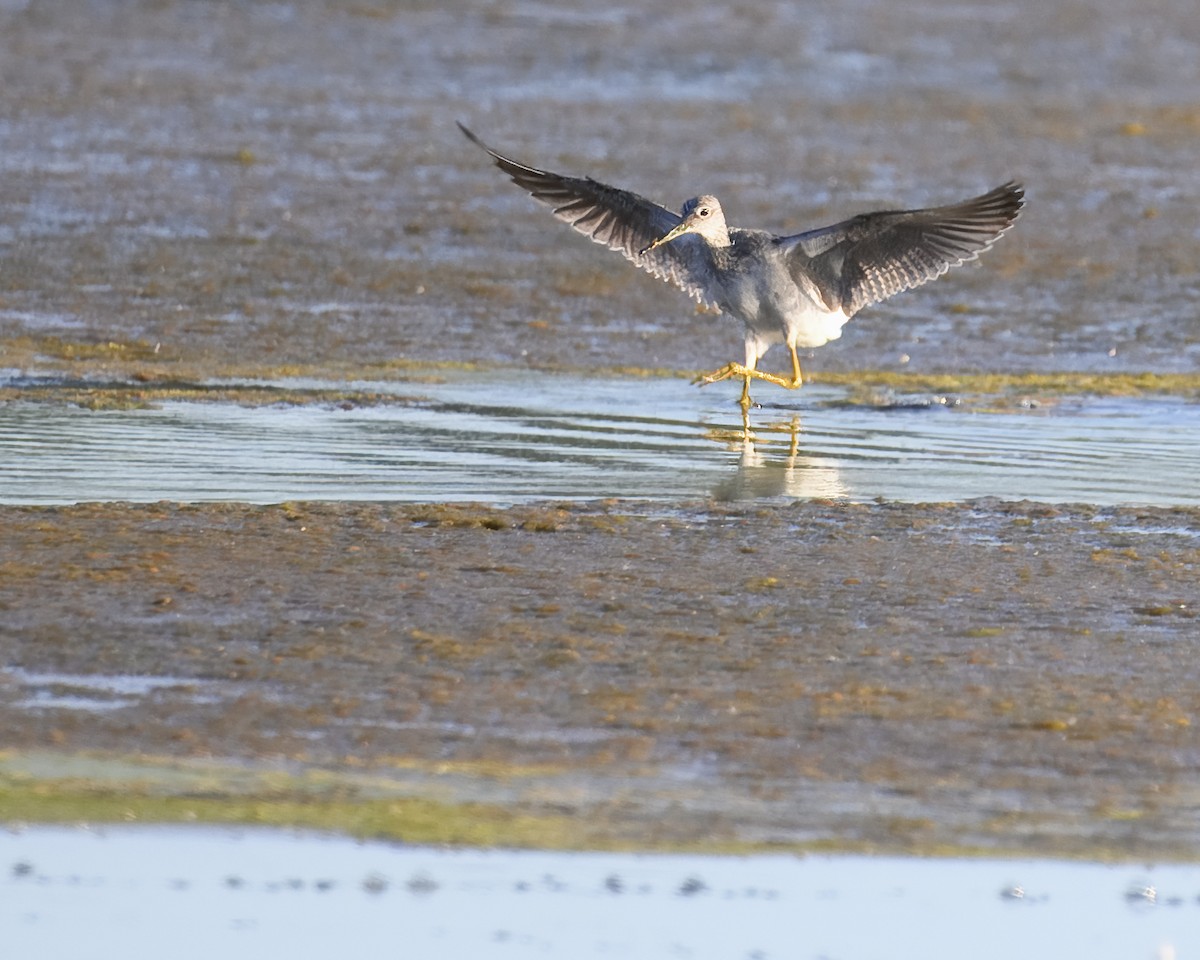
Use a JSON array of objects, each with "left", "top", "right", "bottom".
[{"left": 698, "top": 207, "right": 710, "bottom": 217}]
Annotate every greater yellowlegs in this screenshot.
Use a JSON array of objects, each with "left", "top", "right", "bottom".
[{"left": 460, "top": 123, "right": 1023, "bottom": 411}]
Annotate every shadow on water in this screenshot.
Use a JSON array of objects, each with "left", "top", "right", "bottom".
[{"left": 2, "top": 372, "right": 1198, "bottom": 505}]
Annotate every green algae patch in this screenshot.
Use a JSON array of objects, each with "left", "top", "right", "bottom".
[
  {"left": 553, "top": 364, "right": 1200, "bottom": 399},
  {"left": 0, "top": 335, "right": 486, "bottom": 385},
  {"left": 0, "top": 780, "right": 577, "bottom": 848},
  {"left": 809, "top": 369, "right": 1200, "bottom": 399},
  {"left": 0, "top": 756, "right": 1171, "bottom": 862},
  {"left": 2, "top": 335, "right": 170, "bottom": 365},
  {"left": 5, "top": 502, "right": 1200, "bottom": 860},
  {"left": 0, "top": 753, "right": 597, "bottom": 850},
  {"left": 0, "top": 751, "right": 779, "bottom": 855},
  {"left": 6, "top": 331, "right": 1200, "bottom": 408},
  {"left": 0, "top": 380, "right": 425, "bottom": 411}
]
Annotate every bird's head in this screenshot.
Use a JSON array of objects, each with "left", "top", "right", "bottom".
[{"left": 640, "top": 195, "right": 729, "bottom": 255}]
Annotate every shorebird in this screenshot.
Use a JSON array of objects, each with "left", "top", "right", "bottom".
[{"left": 459, "top": 122, "right": 1023, "bottom": 412}]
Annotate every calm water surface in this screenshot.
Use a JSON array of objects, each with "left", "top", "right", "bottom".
[
  {"left": 1, "top": 374, "right": 1196, "bottom": 506},
  {"left": 2, "top": 826, "right": 1194, "bottom": 960}
]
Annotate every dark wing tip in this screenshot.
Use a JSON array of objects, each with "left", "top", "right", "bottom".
[
  {"left": 933, "top": 179, "right": 1026, "bottom": 247},
  {"left": 981, "top": 180, "right": 1026, "bottom": 226},
  {"left": 458, "top": 121, "right": 508, "bottom": 164},
  {"left": 457, "top": 120, "right": 486, "bottom": 152},
  {"left": 1006, "top": 180, "right": 1025, "bottom": 219}
]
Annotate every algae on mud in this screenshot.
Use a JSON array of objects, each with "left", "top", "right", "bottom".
[
  {"left": 0, "top": 757, "right": 607, "bottom": 852},
  {"left": 4, "top": 0, "right": 1200, "bottom": 389},
  {"left": 4, "top": 0, "right": 1200, "bottom": 865},
  {"left": 2, "top": 499, "right": 1198, "bottom": 858},
  {"left": 6, "top": 330, "right": 1200, "bottom": 409}
]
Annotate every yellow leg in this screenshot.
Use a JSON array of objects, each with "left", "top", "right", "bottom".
[
  {"left": 739, "top": 397, "right": 753, "bottom": 440},
  {"left": 786, "top": 414, "right": 801, "bottom": 457},
  {"left": 694, "top": 348, "right": 804, "bottom": 437},
  {"left": 693, "top": 346, "right": 805, "bottom": 397},
  {"left": 788, "top": 344, "right": 804, "bottom": 388},
  {"left": 692, "top": 361, "right": 745, "bottom": 386}
]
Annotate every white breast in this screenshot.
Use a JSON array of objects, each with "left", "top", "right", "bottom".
[{"left": 787, "top": 304, "right": 851, "bottom": 349}]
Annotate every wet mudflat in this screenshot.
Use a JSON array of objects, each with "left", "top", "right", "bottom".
[
  {"left": 2, "top": 498, "right": 1199, "bottom": 858},
  {"left": 2, "top": 0, "right": 1200, "bottom": 383},
  {"left": 2, "top": 0, "right": 1200, "bottom": 904}
]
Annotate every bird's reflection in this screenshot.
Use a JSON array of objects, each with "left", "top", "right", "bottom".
[{"left": 708, "top": 414, "right": 846, "bottom": 501}]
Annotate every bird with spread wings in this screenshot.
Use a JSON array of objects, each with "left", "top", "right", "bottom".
[{"left": 460, "top": 122, "right": 1023, "bottom": 412}]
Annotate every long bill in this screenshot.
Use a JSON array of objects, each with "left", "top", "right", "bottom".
[{"left": 638, "top": 220, "right": 693, "bottom": 257}]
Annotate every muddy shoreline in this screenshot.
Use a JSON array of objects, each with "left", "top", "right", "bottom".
[
  {"left": 4, "top": 1, "right": 1200, "bottom": 383},
  {"left": 3, "top": 498, "right": 1198, "bottom": 857},
  {"left": 3, "top": 0, "right": 1200, "bottom": 860}
]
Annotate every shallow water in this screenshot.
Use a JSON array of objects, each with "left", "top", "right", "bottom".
[
  {"left": 1, "top": 374, "right": 1197, "bottom": 506},
  {"left": 4, "top": 667, "right": 217, "bottom": 713},
  {"left": 2, "top": 826, "right": 1194, "bottom": 960}
]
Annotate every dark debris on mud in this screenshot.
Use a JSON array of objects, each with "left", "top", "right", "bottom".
[{"left": 2, "top": 499, "right": 1198, "bottom": 857}]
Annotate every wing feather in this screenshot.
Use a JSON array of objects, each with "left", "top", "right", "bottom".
[
  {"left": 459, "top": 123, "right": 719, "bottom": 308},
  {"left": 783, "top": 182, "right": 1024, "bottom": 315}
]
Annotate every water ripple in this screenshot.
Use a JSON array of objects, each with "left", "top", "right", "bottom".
[{"left": 0, "top": 376, "right": 1196, "bottom": 506}]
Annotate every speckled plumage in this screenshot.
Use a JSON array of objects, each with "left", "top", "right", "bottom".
[{"left": 460, "top": 123, "right": 1023, "bottom": 410}]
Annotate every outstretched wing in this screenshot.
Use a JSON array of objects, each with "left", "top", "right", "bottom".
[
  {"left": 458, "top": 123, "right": 720, "bottom": 309},
  {"left": 781, "top": 182, "right": 1024, "bottom": 316}
]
